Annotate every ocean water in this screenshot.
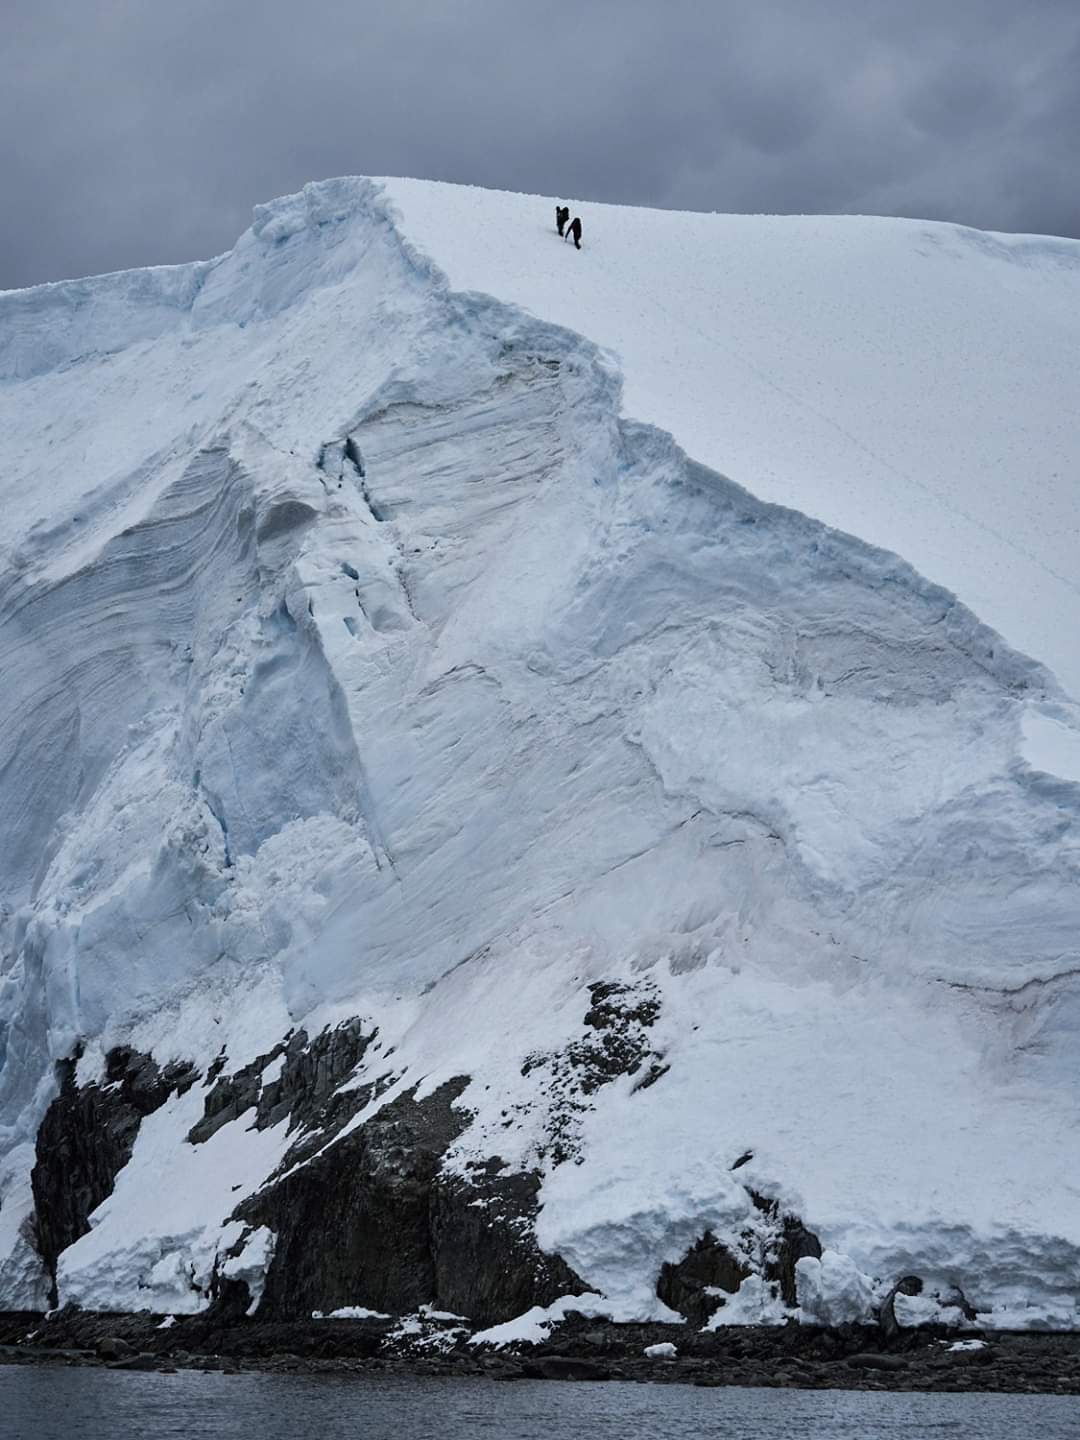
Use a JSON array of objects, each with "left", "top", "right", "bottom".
[{"left": 3, "top": 1368, "right": 1079, "bottom": 1440}]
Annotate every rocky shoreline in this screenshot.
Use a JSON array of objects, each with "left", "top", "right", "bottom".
[{"left": 2, "top": 1309, "right": 1078, "bottom": 1394}]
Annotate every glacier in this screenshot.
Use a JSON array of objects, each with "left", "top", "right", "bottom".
[{"left": 0, "top": 176, "right": 1078, "bottom": 1331}]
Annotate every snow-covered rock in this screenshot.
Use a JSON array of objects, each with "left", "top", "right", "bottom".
[
  {"left": 644, "top": 1341, "right": 677, "bottom": 1359},
  {"left": 0, "top": 176, "right": 1078, "bottom": 1328},
  {"left": 469, "top": 1294, "right": 614, "bottom": 1348}
]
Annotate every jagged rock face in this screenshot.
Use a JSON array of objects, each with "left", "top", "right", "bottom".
[
  {"left": 31, "top": 1047, "right": 197, "bottom": 1299},
  {"left": 189, "top": 1021, "right": 375, "bottom": 1146},
  {"left": 430, "top": 1164, "right": 585, "bottom": 1322},
  {"left": 26, "top": 1021, "right": 589, "bottom": 1326},
  {"left": 244, "top": 1078, "right": 463, "bottom": 1319},
  {"left": 258, "top": 1020, "right": 374, "bottom": 1134},
  {"left": 241, "top": 1076, "right": 585, "bottom": 1326},
  {"left": 26, "top": 1009, "right": 821, "bottom": 1332}
]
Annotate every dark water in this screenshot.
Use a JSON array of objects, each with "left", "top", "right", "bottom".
[{"left": 3, "top": 1369, "right": 1079, "bottom": 1440}]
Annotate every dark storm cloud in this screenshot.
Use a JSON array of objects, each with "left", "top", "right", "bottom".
[{"left": 2, "top": 0, "right": 1078, "bottom": 287}]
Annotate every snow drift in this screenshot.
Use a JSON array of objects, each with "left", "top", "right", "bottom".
[{"left": 0, "top": 176, "right": 1078, "bottom": 1331}]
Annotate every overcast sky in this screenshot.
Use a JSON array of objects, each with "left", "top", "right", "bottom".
[{"left": 3, "top": 0, "right": 1079, "bottom": 288}]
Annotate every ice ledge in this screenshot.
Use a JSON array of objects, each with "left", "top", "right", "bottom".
[{"left": 0, "top": 178, "right": 412, "bottom": 384}]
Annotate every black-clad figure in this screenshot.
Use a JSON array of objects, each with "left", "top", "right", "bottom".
[
  {"left": 556, "top": 205, "right": 570, "bottom": 237},
  {"left": 564, "top": 216, "right": 582, "bottom": 250}
]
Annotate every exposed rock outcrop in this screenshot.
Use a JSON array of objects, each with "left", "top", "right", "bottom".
[
  {"left": 431, "top": 1161, "right": 585, "bottom": 1321},
  {"left": 521, "top": 980, "right": 665, "bottom": 1166},
  {"left": 28, "top": 1016, "right": 588, "bottom": 1326},
  {"left": 31, "top": 1047, "right": 198, "bottom": 1300},
  {"left": 242, "top": 1076, "right": 586, "bottom": 1326},
  {"left": 8, "top": 1303, "right": 1080, "bottom": 1393},
  {"left": 657, "top": 1232, "right": 751, "bottom": 1325},
  {"left": 26, "top": 1013, "right": 826, "bottom": 1334},
  {"left": 246, "top": 1078, "right": 472, "bottom": 1320},
  {"left": 188, "top": 1020, "right": 375, "bottom": 1147}
]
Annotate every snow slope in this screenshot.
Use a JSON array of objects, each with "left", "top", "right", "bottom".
[
  {"left": 0, "top": 177, "right": 1078, "bottom": 1327},
  {"left": 381, "top": 179, "right": 1080, "bottom": 713}
]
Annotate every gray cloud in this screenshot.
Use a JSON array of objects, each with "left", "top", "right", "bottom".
[{"left": 2, "top": 0, "right": 1079, "bottom": 287}]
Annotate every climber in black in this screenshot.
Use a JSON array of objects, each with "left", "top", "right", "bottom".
[
  {"left": 564, "top": 215, "right": 582, "bottom": 250},
  {"left": 556, "top": 204, "right": 569, "bottom": 237}
]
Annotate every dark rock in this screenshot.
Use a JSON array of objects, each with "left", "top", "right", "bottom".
[
  {"left": 187, "top": 1053, "right": 270, "bottom": 1145},
  {"left": 5, "top": 1309, "right": 1077, "bottom": 1392},
  {"left": 578, "top": 1329, "right": 610, "bottom": 1350},
  {"left": 96, "top": 1336, "right": 136, "bottom": 1360},
  {"left": 258, "top": 1020, "right": 374, "bottom": 1134},
  {"left": 746, "top": 1190, "right": 823, "bottom": 1306},
  {"left": 658, "top": 1232, "right": 749, "bottom": 1326},
  {"left": 847, "top": 1352, "right": 909, "bottom": 1372},
  {"left": 191, "top": 1354, "right": 224, "bottom": 1371},
  {"left": 769, "top": 1214, "right": 823, "bottom": 1307},
  {"left": 107, "top": 1352, "right": 160, "bottom": 1371},
  {"left": 188, "top": 1021, "right": 376, "bottom": 1152},
  {"left": 522, "top": 1355, "right": 611, "bottom": 1381},
  {"left": 431, "top": 1165, "right": 586, "bottom": 1323},
  {"left": 878, "top": 1274, "right": 923, "bottom": 1340},
  {"left": 582, "top": 981, "right": 660, "bottom": 1035},
  {"left": 240, "top": 1071, "right": 585, "bottom": 1328},
  {"left": 243, "top": 1078, "right": 470, "bottom": 1320},
  {"left": 204, "top": 1275, "right": 252, "bottom": 1325},
  {"left": 31, "top": 1047, "right": 199, "bottom": 1302},
  {"left": 206, "top": 1053, "right": 228, "bottom": 1083}
]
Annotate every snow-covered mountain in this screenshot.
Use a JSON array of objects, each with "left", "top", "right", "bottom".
[{"left": 1, "top": 177, "right": 1078, "bottom": 1332}]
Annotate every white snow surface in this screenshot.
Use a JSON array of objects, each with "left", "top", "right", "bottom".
[
  {"left": 313, "top": 1305, "right": 390, "bottom": 1321},
  {"left": 795, "top": 1251, "right": 878, "bottom": 1328},
  {"left": 0, "top": 176, "right": 1078, "bottom": 1327},
  {"left": 380, "top": 179, "right": 1080, "bottom": 707}
]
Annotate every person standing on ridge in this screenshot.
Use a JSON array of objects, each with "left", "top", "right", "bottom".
[
  {"left": 556, "top": 204, "right": 569, "bottom": 237},
  {"left": 565, "top": 215, "right": 582, "bottom": 250}
]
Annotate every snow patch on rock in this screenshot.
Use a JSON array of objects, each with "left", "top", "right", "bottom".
[{"left": 470, "top": 1293, "right": 615, "bottom": 1348}]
